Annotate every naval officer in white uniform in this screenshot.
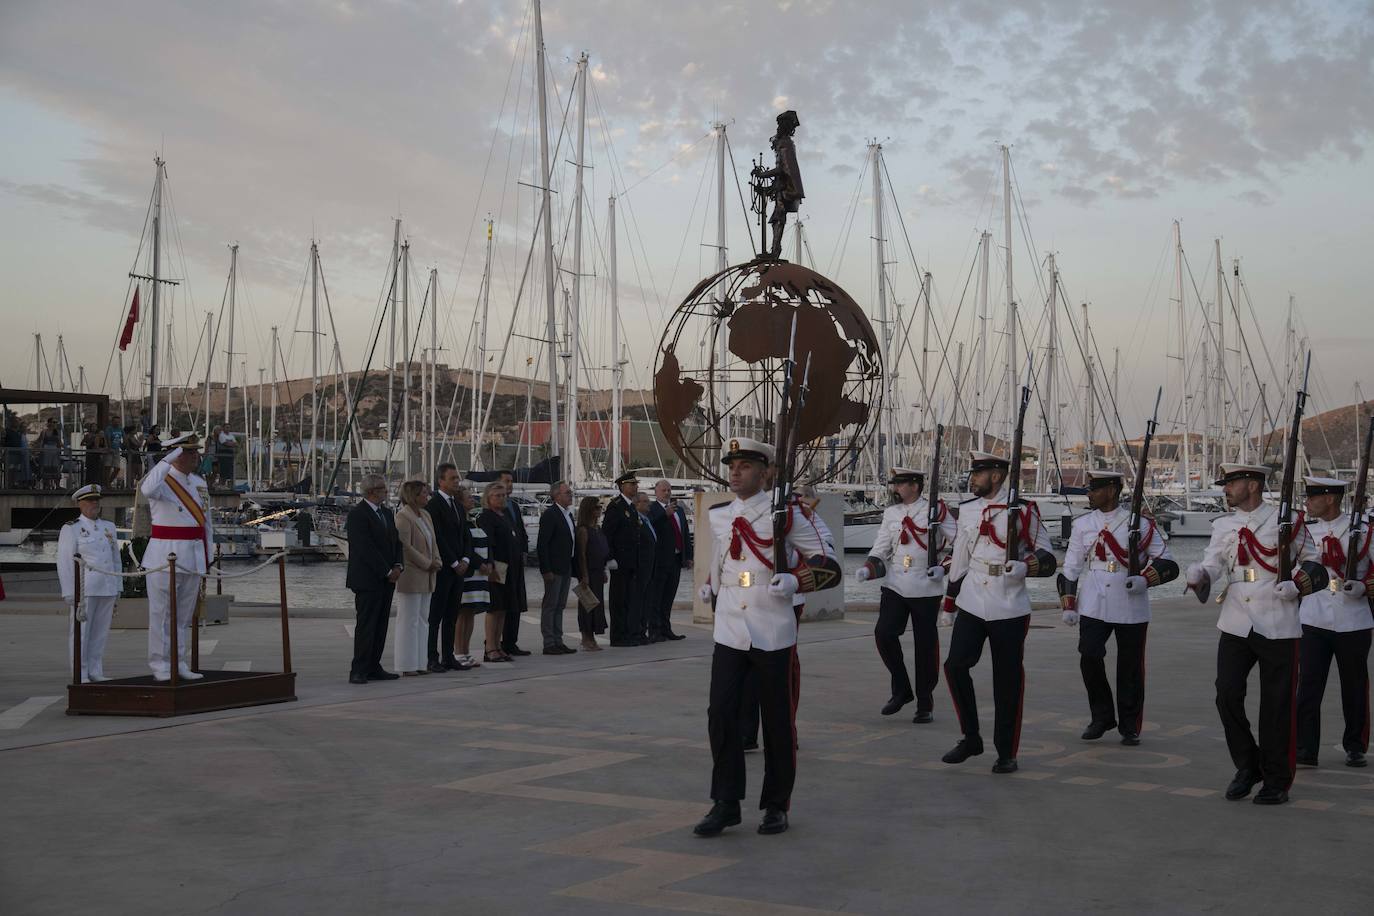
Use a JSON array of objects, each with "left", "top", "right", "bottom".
[
  {"left": 139, "top": 432, "right": 213, "bottom": 681},
  {"left": 57, "top": 484, "right": 122, "bottom": 682}
]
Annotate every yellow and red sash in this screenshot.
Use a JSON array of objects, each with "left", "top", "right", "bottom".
[{"left": 163, "top": 475, "right": 209, "bottom": 561}]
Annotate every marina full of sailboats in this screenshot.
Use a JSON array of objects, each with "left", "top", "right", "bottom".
[{"left": 5, "top": 0, "right": 1368, "bottom": 559}]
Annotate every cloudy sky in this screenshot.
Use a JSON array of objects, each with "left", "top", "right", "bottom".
[{"left": 2, "top": 0, "right": 1371, "bottom": 444}]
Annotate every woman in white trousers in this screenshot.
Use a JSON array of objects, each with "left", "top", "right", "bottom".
[{"left": 394, "top": 480, "right": 441, "bottom": 675}]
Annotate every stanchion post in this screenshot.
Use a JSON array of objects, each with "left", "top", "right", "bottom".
[
  {"left": 278, "top": 553, "right": 292, "bottom": 673},
  {"left": 191, "top": 586, "right": 201, "bottom": 673},
  {"left": 168, "top": 552, "right": 179, "bottom": 687},
  {"left": 215, "top": 542, "right": 223, "bottom": 596},
  {"left": 72, "top": 553, "right": 83, "bottom": 686}
]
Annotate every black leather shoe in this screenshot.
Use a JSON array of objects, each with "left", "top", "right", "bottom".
[
  {"left": 692, "top": 801, "right": 741, "bottom": 837},
  {"left": 648, "top": 634, "right": 666, "bottom": 643},
  {"left": 543, "top": 646, "right": 563, "bottom": 655},
  {"left": 913, "top": 710, "right": 934, "bottom": 724},
  {"left": 991, "top": 758, "right": 1018, "bottom": 774},
  {"left": 743, "top": 738, "right": 760, "bottom": 752},
  {"left": 609, "top": 640, "right": 637, "bottom": 647},
  {"left": 941, "top": 738, "right": 984, "bottom": 764},
  {"left": 445, "top": 659, "right": 473, "bottom": 671},
  {"left": 1081, "top": 720, "right": 1116, "bottom": 740},
  {"left": 1347, "top": 750, "right": 1368, "bottom": 768},
  {"left": 348, "top": 674, "right": 368, "bottom": 685},
  {"left": 1296, "top": 752, "right": 1319, "bottom": 767},
  {"left": 368, "top": 669, "right": 400, "bottom": 681},
  {"left": 881, "top": 692, "right": 914, "bottom": 716},
  {"left": 427, "top": 662, "right": 448, "bottom": 674},
  {"left": 665, "top": 631, "right": 687, "bottom": 641},
  {"left": 758, "top": 807, "right": 788, "bottom": 835},
  {"left": 1120, "top": 732, "right": 1141, "bottom": 746},
  {"left": 506, "top": 646, "right": 532, "bottom": 656},
  {"left": 1253, "top": 784, "right": 1289, "bottom": 805},
  {"left": 1225, "top": 769, "right": 1262, "bottom": 800}
]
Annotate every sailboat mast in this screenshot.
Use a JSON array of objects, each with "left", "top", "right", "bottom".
[
  {"left": 149, "top": 157, "right": 164, "bottom": 428},
  {"left": 1234, "top": 259, "right": 1247, "bottom": 462},
  {"left": 269, "top": 325, "right": 278, "bottom": 484},
  {"left": 1003, "top": 145, "right": 1016, "bottom": 450},
  {"left": 1215, "top": 239, "right": 1226, "bottom": 466},
  {"left": 609, "top": 196, "right": 623, "bottom": 481},
  {"left": 714, "top": 121, "right": 729, "bottom": 451},
  {"left": 1040, "top": 253, "right": 1058, "bottom": 491},
  {"left": 871, "top": 140, "right": 891, "bottom": 477},
  {"left": 402, "top": 240, "right": 411, "bottom": 480},
  {"left": 1083, "top": 302, "right": 1095, "bottom": 472},
  {"left": 566, "top": 51, "right": 589, "bottom": 483},
  {"left": 473, "top": 220, "right": 492, "bottom": 470},
  {"left": 202, "top": 312, "right": 213, "bottom": 433},
  {"left": 224, "top": 243, "right": 238, "bottom": 427},
  {"left": 387, "top": 219, "right": 399, "bottom": 467},
  {"left": 1175, "top": 220, "right": 1191, "bottom": 509},
  {"left": 977, "top": 230, "right": 990, "bottom": 452},
  {"left": 429, "top": 266, "right": 438, "bottom": 483},
  {"left": 310, "top": 240, "right": 320, "bottom": 494},
  {"left": 534, "top": 0, "right": 561, "bottom": 461},
  {"left": 257, "top": 367, "right": 264, "bottom": 488},
  {"left": 921, "top": 270, "right": 932, "bottom": 468}
]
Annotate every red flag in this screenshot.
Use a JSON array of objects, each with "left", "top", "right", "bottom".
[{"left": 119, "top": 287, "right": 140, "bottom": 351}]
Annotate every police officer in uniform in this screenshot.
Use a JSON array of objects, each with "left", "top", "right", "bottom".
[
  {"left": 939, "top": 451, "right": 1056, "bottom": 774},
  {"left": 139, "top": 433, "right": 213, "bottom": 682},
  {"left": 692, "top": 437, "right": 839, "bottom": 838},
  {"left": 856, "top": 467, "right": 956, "bottom": 722},
  {"left": 57, "top": 484, "right": 122, "bottom": 682},
  {"left": 602, "top": 470, "right": 642, "bottom": 646},
  {"left": 1186, "top": 463, "right": 1327, "bottom": 804},
  {"left": 1058, "top": 470, "right": 1178, "bottom": 745},
  {"left": 1295, "top": 476, "right": 1374, "bottom": 768}
]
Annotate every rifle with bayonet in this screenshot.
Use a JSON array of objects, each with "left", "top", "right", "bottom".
[
  {"left": 928, "top": 421, "right": 945, "bottom": 570},
  {"left": 1128, "top": 388, "right": 1163, "bottom": 578},
  {"left": 772, "top": 314, "right": 811, "bottom": 572},
  {"left": 1277, "top": 351, "right": 1313, "bottom": 582},
  {"left": 1005, "top": 382, "right": 1033, "bottom": 565},
  {"left": 1346, "top": 415, "right": 1374, "bottom": 589}
]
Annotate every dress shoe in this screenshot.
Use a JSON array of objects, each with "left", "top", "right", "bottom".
[
  {"left": 506, "top": 646, "right": 532, "bottom": 656},
  {"left": 427, "top": 662, "right": 448, "bottom": 674},
  {"left": 543, "top": 646, "right": 564, "bottom": 655},
  {"left": 1081, "top": 720, "right": 1116, "bottom": 741},
  {"left": 665, "top": 631, "right": 687, "bottom": 641},
  {"left": 1252, "top": 784, "right": 1289, "bottom": 805},
  {"left": 912, "top": 709, "right": 933, "bottom": 724},
  {"left": 692, "top": 801, "right": 742, "bottom": 837},
  {"left": 348, "top": 674, "right": 368, "bottom": 685},
  {"left": 153, "top": 671, "right": 171, "bottom": 683},
  {"left": 1347, "top": 750, "right": 1368, "bottom": 768},
  {"left": 561, "top": 644, "right": 577, "bottom": 654},
  {"left": 609, "top": 639, "right": 637, "bottom": 647},
  {"left": 881, "top": 692, "right": 915, "bottom": 716},
  {"left": 743, "top": 738, "right": 760, "bottom": 752},
  {"left": 177, "top": 667, "right": 204, "bottom": 681},
  {"left": 1120, "top": 732, "right": 1141, "bottom": 746},
  {"left": 648, "top": 634, "right": 666, "bottom": 644},
  {"left": 941, "top": 738, "right": 984, "bottom": 764},
  {"left": 1225, "top": 769, "right": 1262, "bottom": 800},
  {"left": 991, "top": 758, "right": 1019, "bottom": 774},
  {"left": 443, "top": 659, "right": 472, "bottom": 671},
  {"left": 758, "top": 807, "right": 788, "bottom": 835},
  {"left": 369, "top": 669, "right": 401, "bottom": 680},
  {"left": 87, "top": 673, "right": 111, "bottom": 683},
  {"left": 1296, "top": 752, "right": 1318, "bottom": 767}
]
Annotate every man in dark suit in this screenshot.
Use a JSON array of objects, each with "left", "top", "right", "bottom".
[
  {"left": 345, "top": 474, "right": 403, "bottom": 683},
  {"left": 602, "top": 471, "right": 640, "bottom": 646},
  {"left": 630, "top": 491, "right": 659, "bottom": 644},
  {"left": 537, "top": 479, "right": 578, "bottom": 655},
  {"left": 648, "top": 479, "right": 691, "bottom": 642},
  {"left": 497, "top": 470, "right": 531, "bottom": 656},
  {"left": 427, "top": 463, "right": 476, "bottom": 672}
]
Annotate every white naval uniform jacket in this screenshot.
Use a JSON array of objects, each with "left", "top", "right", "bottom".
[
  {"left": 1061, "top": 508, "right": 1172, "bottom": 624},
  {"left": 57, "top": 517, "right": 122, "bottom": 600},
  {"left": 946, "top": 486, "right": 1053, "bottom": 621},
  {"left": 1197, "top": 504, "right": 1319, "bottom": 640},
  {"left": 867, "top": 498, "right": 956, "bottom": 598},
  {"left": 1299, "top": 513, "right": 1374, "bottom": 633},
  {"left": 708, "top": 490, "right": 834, "bottom": 651},
  {"left": 139, "top": 449, "right": 214, "bottom": 574}
]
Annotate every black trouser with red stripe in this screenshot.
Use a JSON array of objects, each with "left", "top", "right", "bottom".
[
  {"left": 710, "top": 642, "right": 796, "bottom": 811},
  {"left": 875, "top": 590, "right": 941, "bottom": 711},
  {"left": 742, "top": 604, "right": 803, "bottom": 746},
  {"left": 1296, "top": 625, "right": 1371, "bottom": 757},
  {"left": 1077, "top": 616, "right": 1148, "bottom": 736},
  {"left": 944, "top": 610, "right": 1029, "bottom": 760},
  {"left": 1216, "top": 631, "right": 1298, "bottom": 789}
]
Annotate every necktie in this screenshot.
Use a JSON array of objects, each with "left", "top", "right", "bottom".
[{"left": 670, "top": 510, "right": 683, "bottom": 552}]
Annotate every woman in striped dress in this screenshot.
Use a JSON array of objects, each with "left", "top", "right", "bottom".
[{"left": 458, "top": 485, "right": 497, "bottom": 666}]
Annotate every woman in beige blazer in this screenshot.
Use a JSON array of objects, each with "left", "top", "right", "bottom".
[{"left": 394, "top": 480, "right": 441, "bottom": 675}]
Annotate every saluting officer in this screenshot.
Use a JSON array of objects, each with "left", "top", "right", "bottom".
[
  {"left": 1186, "top": 463, "right": 1327, "bottom": 805},
  {"left": 939, "top": 451, "right": 1057, "bottom": 774},
  {"left": 693, "top": 437, "right": 839, "bottom": 838},
  {"left": 855, "top": 466, "right": 956, "bottom": 722},
  {"left": 1295, "top": 476, "right": 1374, "bottom": 768},
  {"left": 57, "top": 484, "right": 122, "bottom": 682},
  {"left": 1058, "top": 470, "right": 1178, "bottom": 745},
  {"left": 139, "top": 432, "right": 214, "bottom": 682}
]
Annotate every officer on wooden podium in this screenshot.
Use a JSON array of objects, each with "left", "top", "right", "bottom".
[
  {"left": 1295, "top": 476, "right": 1374, "bottom": 768},
  {"left": 1186, "top": 463, "right": 1327, "bottom": 804},
  {"left": 1058, "top": 470, "right": 1178, "bottom": 745},
  {"left": 939, "top": 450, "right": 1056, "bottom": 774},
  {"left": 57, "top": 484, "right": 121, "bottom": 682},
  {"left": 693, "top": 436, "right": 839, "bottom": 838},
  {"left": 856, "top": 467, "right": 956, "bottom": 722},
  {"left": 139, "top": 432, "right": 213, "bottom": 682}
]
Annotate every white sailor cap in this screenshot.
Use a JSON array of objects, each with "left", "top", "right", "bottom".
[
  {"left": 71, "top": 483, "right": 104, "bottom": 502},
  {"left": 1304, "top": 476, "right": 1347, "bottom": 496},
  {"left": 720, "top": 436, "right": 774, "bottom": 466},
  {"left": 161, "top": 432, "right": 203, "bottom": 451},
  {"left": 1215, "top": 463, "right": 1269, "bottom": 486},
  {"left": 888, "top": 466, "right": 925, "bottom": 485},
  {"left": 968, "top": 450, "right": 1010, "bottom": 471},
  {"left": 1086, "top": 470, "right": 1125, "bottom": 489}
]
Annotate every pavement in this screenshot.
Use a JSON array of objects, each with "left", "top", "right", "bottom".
[{"left": 2, "top": 595, "right": 1372, "bottom": 914}]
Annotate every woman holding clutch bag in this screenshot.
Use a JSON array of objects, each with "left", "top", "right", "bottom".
[
  {"left": 575, "top": 496, "right": 610, "bottom": 650},
  {"left": 479, "top": 481, "right": 518, "bottom": 663},
  {"left": 395, "top": 480, "right": 442, "bottom": 676}
]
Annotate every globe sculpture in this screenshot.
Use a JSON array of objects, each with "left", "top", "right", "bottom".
[{"left": 653, "top": 258, "right": 883, "bottom": 485}]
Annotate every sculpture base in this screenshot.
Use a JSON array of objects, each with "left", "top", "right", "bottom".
[{"left": 66, "top": 670, "right": 297, "bottom": 717}]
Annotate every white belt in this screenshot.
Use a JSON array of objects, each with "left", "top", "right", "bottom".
[
  {"left": 1086, "top": 560, "right": 1126, "bottom": 573},
  {"left": 1227, "top": 568, "right": 1273, "bottom": 585}
]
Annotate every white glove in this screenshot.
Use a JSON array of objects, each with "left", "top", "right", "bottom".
[
  {"left": 1062, "top": 610, "right": 1079, "bottom": 626},
  {"left": 1274, "top": 580, "right": 1301, "bottom": 602},
  {"left": 926, "top": 566, "right": 946, "bottom": 582},
  {"left": 1343, "top": 580, "right": 1367, "bottom": 598},
  {"left": 698, "top": 584, "right": 715, "bottom": 602},
  {"left": 938, "top": 610, "right": 955, "bottom": 627},
  {"left": 1124, "top": 575, "right": 1148, "bottom": 593},
  {"left": 768, "top": 573, "right": 799, "bottom": 598},
  {"left": 607, "top": 559, "right": 619, "bottom": 571},
  {"left": 1003, "top": 560, "right": 1028, "bottom": 582},
  {"left": 855, "top": 565, "right": 872, "bottom": 582},
  {"left": 76, "top": 603, "right": 88, "bottom": 623},
  {"left": 1186, "top": 564, "right": 1206, "bottom": 589}
]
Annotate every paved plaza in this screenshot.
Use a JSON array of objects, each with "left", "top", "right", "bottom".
[{"left": 1, "top": 596, "right": 1370, "bottom": 914}]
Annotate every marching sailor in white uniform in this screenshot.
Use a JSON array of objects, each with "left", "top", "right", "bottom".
[
  {"left": 57, "top": 484, "right": 121, "bottom": 682},
  {"left": 1294, "top": 476, "right": 1374, "bottom": 768},
  {"left": 139, "top": 433, "right": 214, "bottom": 681},
  {"left": 856, "top": 467, "right": 956, "bottom": 722},
  {"left": 692, "top": 437, "right": 840, "bottom": 839},
  {"left": 1057, "top": 470, "right": 1178, "bottom": 745},
  {"left": 939, "top": 451, "right": 1057, "bottom": 774},
  {"left": 1187, "top": 463, "right": 1327, "bottom": 805}
]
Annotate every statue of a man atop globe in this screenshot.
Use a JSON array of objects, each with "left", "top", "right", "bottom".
[{"left": 751, "top": 110, "right": 805, "bottom": 259}]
